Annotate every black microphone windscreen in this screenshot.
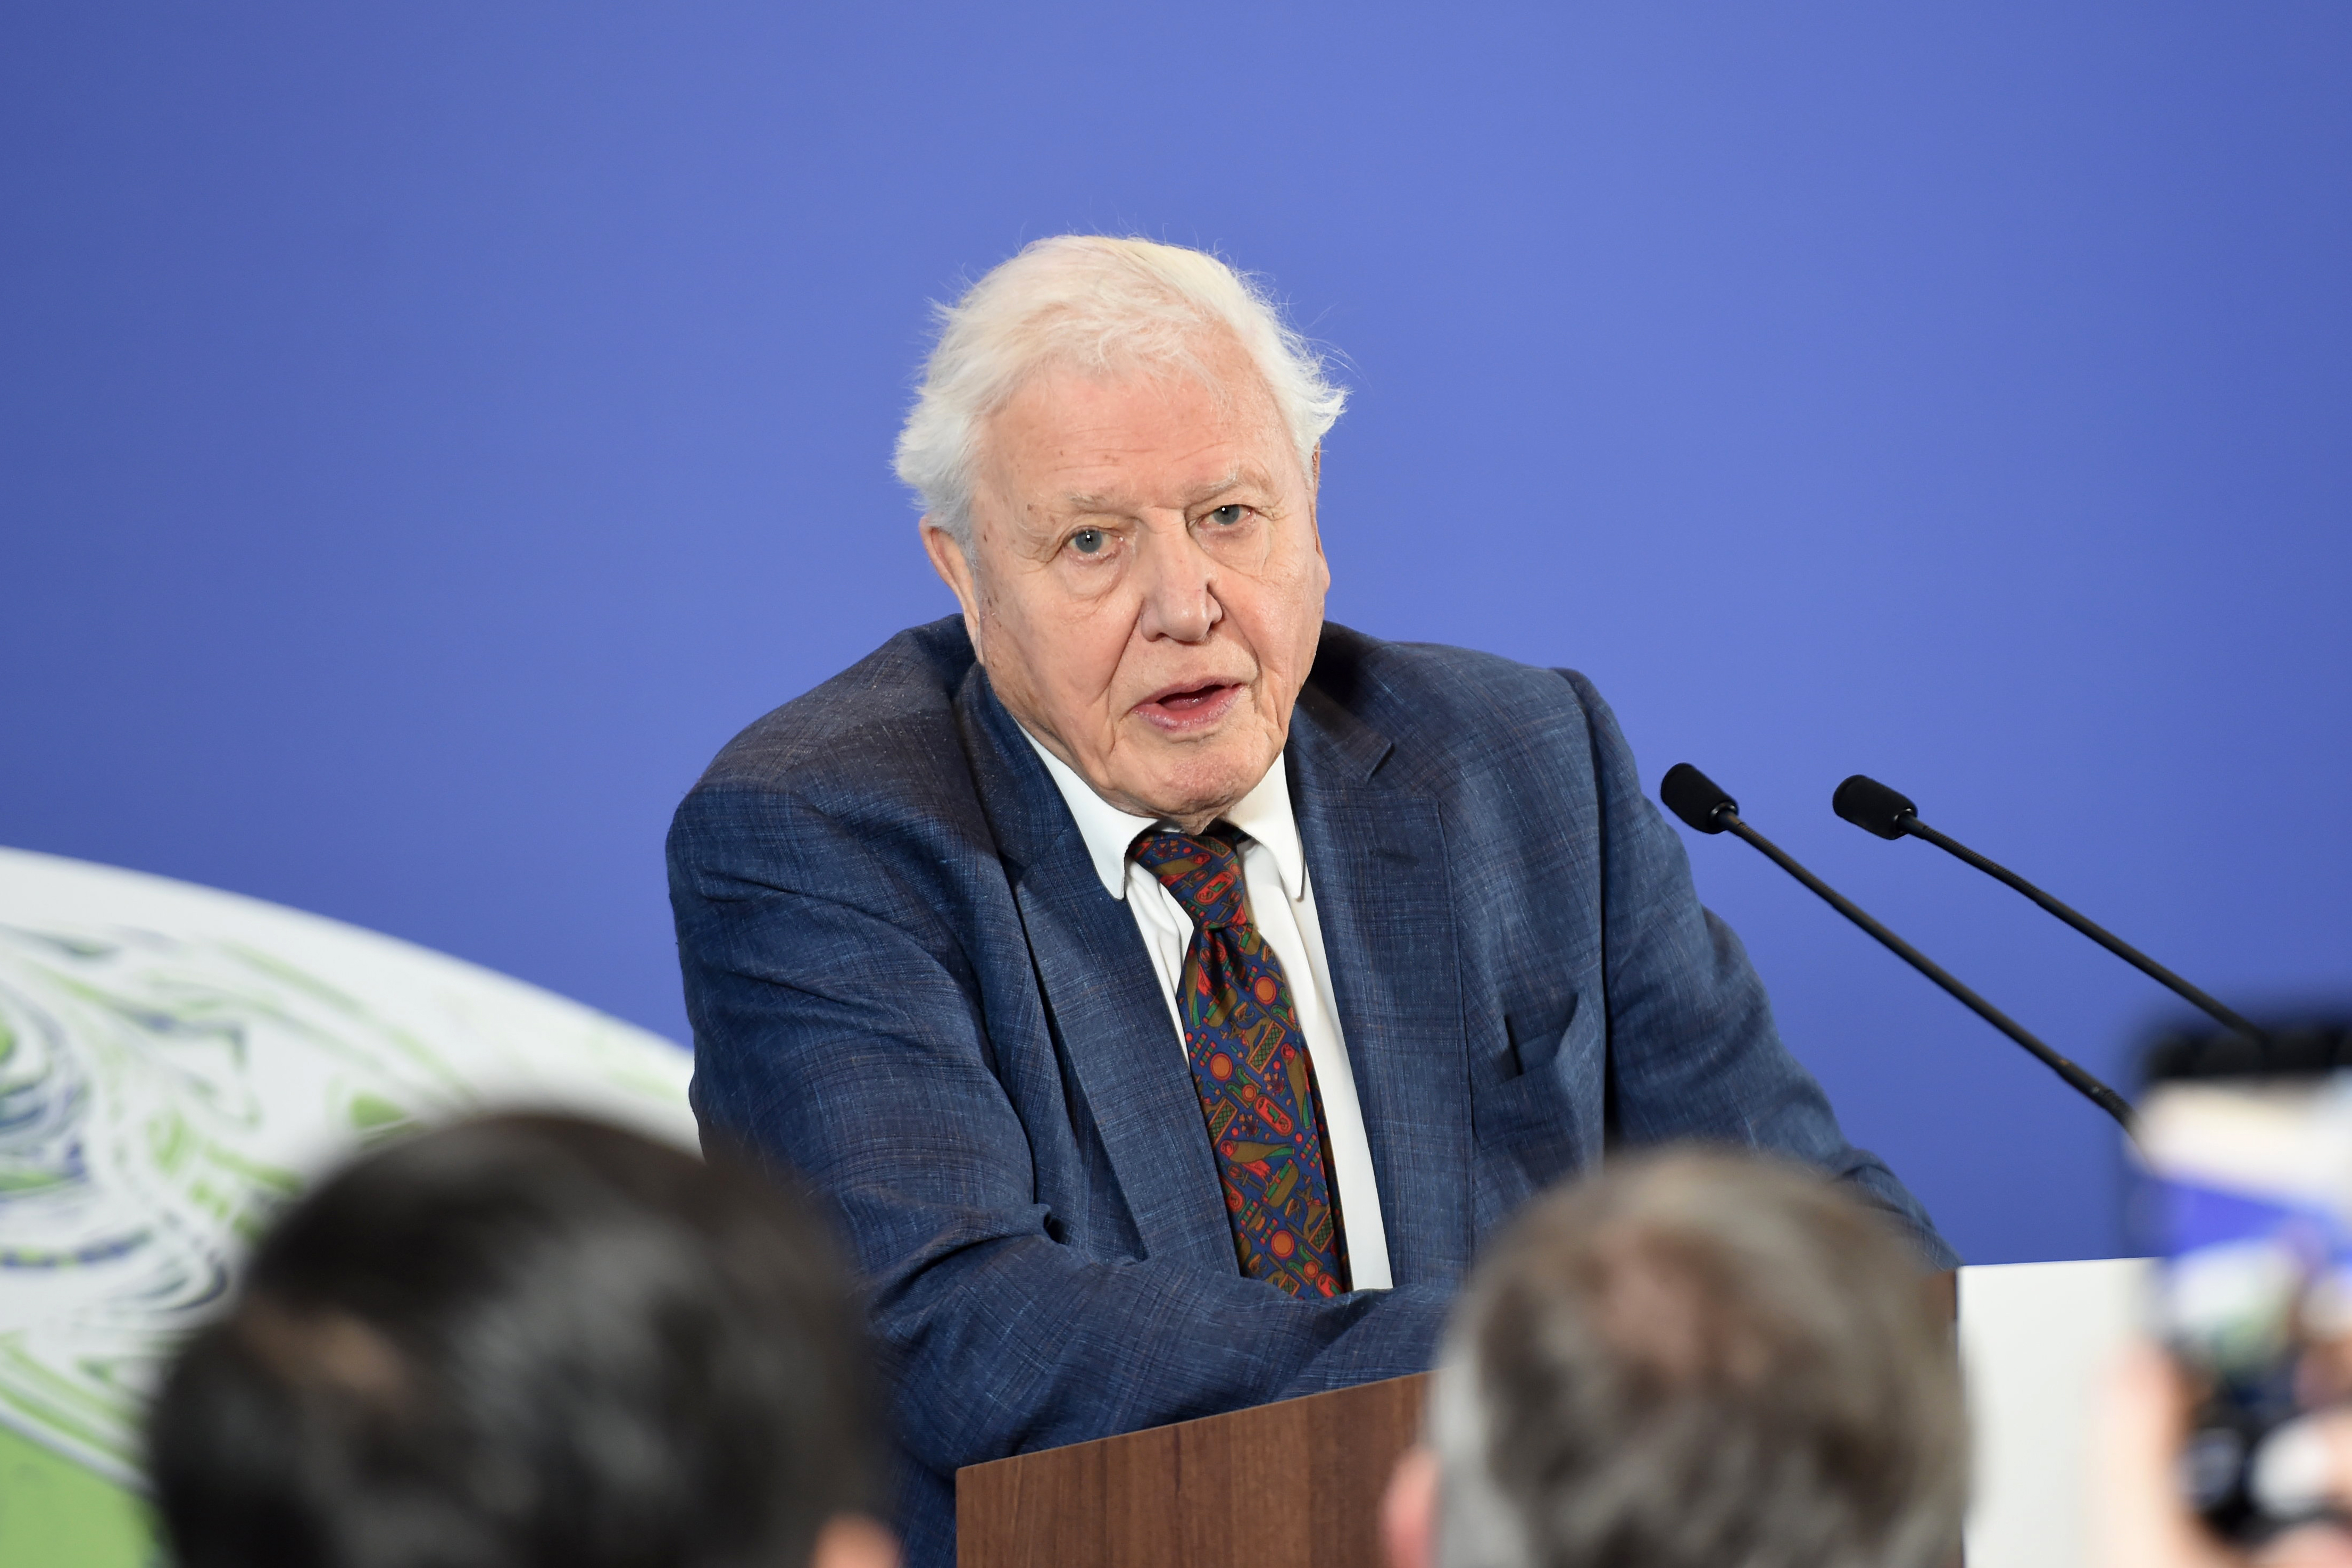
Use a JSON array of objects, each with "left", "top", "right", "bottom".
[
  {"left": 1661, "top": 764, "right": 1738, "bottom": 833},
  {"left": 1832, "top": 774, "right": 1918, "bottom": 840}
]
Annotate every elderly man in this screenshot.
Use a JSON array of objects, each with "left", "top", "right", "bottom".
[
  {"left": 668, "top": 235, "right": 1954, "bottom": 1566},
  {"left": 1380, "top": 1151, "right": 1967, "bottom": 1568}
]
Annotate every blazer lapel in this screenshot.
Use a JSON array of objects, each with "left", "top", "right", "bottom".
[
  {"left": 1287, "top": 680, "right": 1475, "bottom": 1289},
  {"left": 955, "top": 671, "right": 1237, "bottom": 1273}
]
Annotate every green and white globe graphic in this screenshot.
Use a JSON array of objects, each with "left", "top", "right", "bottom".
[{"left": 0, "top": 847, "right": 695, "bottom": 1565}]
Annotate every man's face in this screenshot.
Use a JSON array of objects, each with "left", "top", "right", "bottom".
[{"left": 924, "top": 332, "right": 1329, "bottom": 831}]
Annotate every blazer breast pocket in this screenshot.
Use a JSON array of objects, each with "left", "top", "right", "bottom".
[{"left": 1472, "top": 995, "right": 1602, "bottom": 1190}]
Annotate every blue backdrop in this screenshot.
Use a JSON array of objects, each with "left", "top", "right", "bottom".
[{"left": 6, "top": 4, "right": 2348, "bottom": 1265}]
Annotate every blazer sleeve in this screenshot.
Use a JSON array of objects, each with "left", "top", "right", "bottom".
[
  {"left": 1560, "top": 671, "right": 1961, "bottom": 1267},
  {"left": 667, "top": 786, "right": 1450, "bottom": 1479}
]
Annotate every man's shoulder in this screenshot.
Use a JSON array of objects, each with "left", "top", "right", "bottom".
[
  {"left": 686, "top": 616, "right": 979, "bottom": 810},
  {"left": 676, "top": 615, "right": 1609, "bottom": 821},
  {"left": 1309, "top": 622, "right": 1602, "bottom": 768}
]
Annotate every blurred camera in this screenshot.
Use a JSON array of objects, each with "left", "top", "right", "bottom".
[{"left": 2134, "top": 1019, "right": 2352, "bottom": 1542}]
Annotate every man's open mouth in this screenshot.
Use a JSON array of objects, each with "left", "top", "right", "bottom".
[{"left": 1134, "top": 681, "right": 1244, "bottom": 730}]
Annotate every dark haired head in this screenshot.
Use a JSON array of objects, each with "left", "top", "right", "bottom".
[
  {"left": 1414, "top": 1150, "right": 1965, "bottom": 1568},
  {"left": 149, "top": 1113, "right": 885, "bottom": 1568}
]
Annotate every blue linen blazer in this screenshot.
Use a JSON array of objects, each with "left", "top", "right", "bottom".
[{"left": 668, "top": 616, "right": 1954, "bottom": 1567}]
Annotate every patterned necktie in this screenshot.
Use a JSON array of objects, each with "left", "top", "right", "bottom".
[{"left": 1133, "top": 829, "right": 1349, "bottom": 1297}]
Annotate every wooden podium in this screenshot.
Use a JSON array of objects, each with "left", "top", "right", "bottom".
[
  {"left": 957, "top": 1372, "right": 1432, "bottom": 1568},
  {"left": 956, "top": 1272, "right": 1957, "bottom": 1568}
]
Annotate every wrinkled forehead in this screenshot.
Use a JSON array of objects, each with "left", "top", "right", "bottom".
[{"left": 974, "top": 339, "right": 1296, "bottom": 516}]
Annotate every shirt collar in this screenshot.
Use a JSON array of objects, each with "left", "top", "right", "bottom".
[{"left": 1018, "top": 728, "right": 1307, "bottom": 904}]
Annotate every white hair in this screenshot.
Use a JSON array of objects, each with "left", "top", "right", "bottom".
[
  {"left": 892, "top": 235, "right": 1349, "bottom": 545},
  {"left": 1428, "top": 1347, "right": 1538, "bottom": 1568},
  {"left": 1422, "top": 1154, "right": 1967, "bottom": 1568}
]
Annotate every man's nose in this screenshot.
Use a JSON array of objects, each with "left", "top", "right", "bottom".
[{"left": 1135, "top": 523, "right": 1221, "bottom": 643}]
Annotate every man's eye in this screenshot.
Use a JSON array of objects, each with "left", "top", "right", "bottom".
[
  {"left": 1207, "top": 504, "right": 1248, "bottom": 527},
  {"left": 1069, "top": 528, "right": 1106, "bottom": 555}
]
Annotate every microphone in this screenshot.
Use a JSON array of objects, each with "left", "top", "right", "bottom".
[
  {"left": 1832, "top": 774, "right": 2264, "bottom": 1044},
  {"left": 1660, "top": 763, "right": 2134, "bottom": 1128}
]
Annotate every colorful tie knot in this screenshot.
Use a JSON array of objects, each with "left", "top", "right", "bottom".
[{"left": 1133, "top": 830, "right": 1249, "bottom": 930}]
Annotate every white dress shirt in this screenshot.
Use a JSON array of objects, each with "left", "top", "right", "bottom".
[{"left": 1019, "top": 732, "right": 1395, "bottom": 1291}]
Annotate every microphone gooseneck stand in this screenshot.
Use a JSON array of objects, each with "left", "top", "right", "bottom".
[
  {"left": 1831, "top": 773, "right": 2266, "bottom": 1046},
  {"left": 1660, "top": 763, "right": 2135, "bottom": 1131}
]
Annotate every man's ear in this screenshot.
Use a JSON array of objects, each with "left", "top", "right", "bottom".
[
  {"left": 808, "top": 1514, "right": 900, "bottom": 1568},
  {"left": 1381, "top": 1445, "right": 1439, "bottom": 1568},
  {"left": 1302, "top": 445, "right": 1328, "bottom": 568},
  {"left": 919, "top": 519, "right": 984, "bottom": 657}
]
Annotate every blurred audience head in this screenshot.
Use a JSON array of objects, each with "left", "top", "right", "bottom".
[
  {"left": 1385, "top": 1149, "right": 1965, "bottom": 1568},
  {"left": 149, "top": 1112, "right": 891, "bottom": 1568}
]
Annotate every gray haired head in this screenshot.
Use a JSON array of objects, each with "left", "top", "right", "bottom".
[
  {"left": 893, "top": 235, "right": 1348, "bottom": 546},
  {"left": 1431, "top": 1150, "right": 1967, "bottom": 1568}
]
